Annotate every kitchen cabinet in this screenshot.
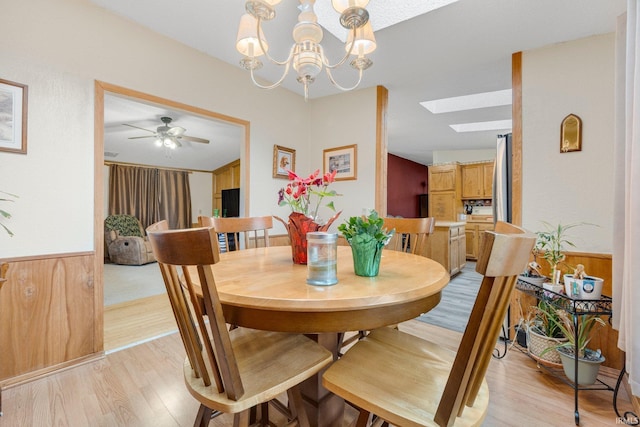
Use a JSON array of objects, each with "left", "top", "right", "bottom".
[
  {"left": 461, "top": 161, "right": 494, "bottom": 199},
  {"left": 213, "top": 159, "right": 241, "bottom": 213},
  {"left": 426, "top": 221, "right": 466, "bottom": 275},
  {"left": 465, "top": 219, "right": 494, "bottom": 260},
  {"left": 428, "top": 164, "right": 462, "bottom": 221}
]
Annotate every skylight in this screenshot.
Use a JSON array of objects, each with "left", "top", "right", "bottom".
[
  {"left": 449, "top": 120, "right": 513, "bottom": 133},
  {"left": 420, "top": 89, "right": 512, "bottom": 114},
  {"left": 316, "top": 0, "right": 461, "bottom": 42}
]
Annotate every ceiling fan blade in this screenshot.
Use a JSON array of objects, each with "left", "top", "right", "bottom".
[
  {"left": 122, "top": 123, "right": 156, "bottom": 133},
  {"left": 181, "top": 135, "right": 210, "bottom": 144},
  {"left": 167, "top": 126, "right": 186, "bottom": 137},
  {"left": 129, "top": 135, "right": 156, "bottom": 140}
]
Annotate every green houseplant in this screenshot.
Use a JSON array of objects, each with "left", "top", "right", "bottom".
[
  {"left": 338, "top": 210, "right": 394, "bottom": 277},
  {"left": 534, "top": 222, "right": 585, "bottom": 293},
  {"left": 526, "top": 300, "right": 568, "bottom": 366},
  {"left": 539, "top": 307, "right": 606, "bottom": 385},
  {"left": 0, "top": 190, "right": 18, "bottom": 237}
]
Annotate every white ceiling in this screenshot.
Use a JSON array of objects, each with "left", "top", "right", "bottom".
[{"left": 97, "top": 0, "right": 626, "bottom": 168}]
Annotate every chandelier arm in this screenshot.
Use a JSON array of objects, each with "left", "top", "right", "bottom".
[
  {"left": 250, "top": 59, "right": 293, "bottom": 90},
  {"left": 325, "top": 66, "right": 364, "bottom": 92},
  {"left": 323, "top": 26, "right": 358, "bottom": 69},
  {"left": 256, "top": 17, "right": 295, "bottom": 66}
]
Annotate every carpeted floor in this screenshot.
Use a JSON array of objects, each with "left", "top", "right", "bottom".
[
  {"left": 417, "top": 261, "right": 482, "bottom": 332},
  {"left": 104, "top": 261, "right": 165, "bottom": 306}
]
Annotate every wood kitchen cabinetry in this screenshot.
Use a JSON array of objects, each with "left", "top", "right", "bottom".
[
  {"left": 465, "top": 220, "right": 494, "bottom": 260},
  {"left": 212, "top": 159, "right": 240, "bottom": 213},
  {"left": 426, "top": 221, "right": 466, "bottom": 276},
  {"left": 461, "top": 161, "right": 494, "bottom": 199},
  {"left": 428, "top": 164, "right": 462, "bottom": 221}
]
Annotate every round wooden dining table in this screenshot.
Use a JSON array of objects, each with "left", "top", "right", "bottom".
[{"left": 202, "top": 245, "right": 450, "bottom": 427}]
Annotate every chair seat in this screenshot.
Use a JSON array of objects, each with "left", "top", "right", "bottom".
[
  {"left": 323, "top": 327, "right": 489, "bottom": 427},
  {"left": 185, "top": 327, "right": 332, "bottom": 414}
]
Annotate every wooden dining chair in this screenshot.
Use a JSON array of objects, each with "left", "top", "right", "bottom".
[
  {"left": 145, "top": 219, "right": 169, "bottom": 233},
  {"left": 198, "top": 216, "right": 272, "bottom": 252},
  {"left": 323, "top": 222, "right": 536, "bottom": 427},
  {"left": 148, "top": 227, "right": 332, "bottom": 427},
  {"left": 383, "top": 217, "right": 435, "bottom": 256}
]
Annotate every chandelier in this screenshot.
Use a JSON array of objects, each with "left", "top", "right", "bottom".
[{"left": 236, "top": 0, "right": 377, "bottom": 100}]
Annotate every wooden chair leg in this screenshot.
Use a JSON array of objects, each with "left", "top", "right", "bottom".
[
  {"left": 194, "top": 404, "right": 213, "bottom": 427},
  {"left": 287, "top": 386, "right": 311, "bottom": 427},
  {"left": 233, "top": 409, "right": 250, "bottom": 427},
  {"left": 355, "top": 409, "right": 371, "bottom": 427}
]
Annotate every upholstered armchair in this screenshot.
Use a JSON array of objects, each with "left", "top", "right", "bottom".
[{"left": 104, "top": 214, "right": 155, "bottom": 265}]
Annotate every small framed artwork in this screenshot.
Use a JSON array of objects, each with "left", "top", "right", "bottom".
[
  {"left": 560, "top": 113, "right": 582, "bottom": 153},
  {"left": 273, "top": 145, "right": 296, "bottom": 179},
  {"left": 0, "top": 78, "right": 28, "bottom": 154},
  {"left": 323, "top": 144, "right": 357, "bottom": 181}
]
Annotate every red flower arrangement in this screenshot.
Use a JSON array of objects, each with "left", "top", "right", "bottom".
[{"left": 277, "top": 169, "right": 339, "bottom": 219}]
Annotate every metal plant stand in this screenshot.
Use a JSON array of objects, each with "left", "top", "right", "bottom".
[{"left": 515, "top": 279, "right": 613, "bottom": 425}]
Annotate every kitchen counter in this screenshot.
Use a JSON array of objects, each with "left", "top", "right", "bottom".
[{"left": 427, "top": 221, "right": 466, "bottom": 276}]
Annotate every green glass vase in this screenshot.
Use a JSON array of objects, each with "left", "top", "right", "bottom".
[{"left": 350, "top": 239, "right": 384, "bottom": 277}]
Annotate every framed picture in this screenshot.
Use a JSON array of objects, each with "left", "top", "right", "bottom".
[
  {"left": 0, "top": 78, "right": 28, "bottom": 154},
  {"left": 273, "top": 145, "right": 296, "bottom": 179},
  {"left": 323, "top": 144, "right": 357, "bottom": 181},
  {"left": 560, "top": 113, "right": 582, "bottom": 153}
]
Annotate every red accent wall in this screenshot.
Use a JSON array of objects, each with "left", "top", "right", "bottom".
[{"left": 387, "top": 154, "right": 429, "bottom": 218}]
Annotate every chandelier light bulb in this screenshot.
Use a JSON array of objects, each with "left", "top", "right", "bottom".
[
  {"left": 236, "top": 13, "right": 268, "bottom": 57},
  {"left": 346, "top": 21, "right": 376, "bottom": 55}
]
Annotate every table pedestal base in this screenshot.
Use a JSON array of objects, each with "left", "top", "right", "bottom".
[{"left": 301, "top": 333, "right": 344, "bottom": 427}]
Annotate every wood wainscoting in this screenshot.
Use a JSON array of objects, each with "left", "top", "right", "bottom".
[
  {"left": 511, "top": 251, "right": 623, "bottom": 370},
  {"left": 0, "top": 252, "right": 102, "bottom": 390}
]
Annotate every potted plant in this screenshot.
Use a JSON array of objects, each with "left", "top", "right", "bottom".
[
  {"left": 534, "top": 222, "right": 585, "bottom": 293},
  {"left": 274, "top": 169, "right": 342, "bottom": 264},
  {"left": 1, "top": 189, "right": 17, "bottom": 237},
  {"left": 563, "top": 264, "right": 604, "bottom": 301},
  {"left": 526, "top": 300, "right": 568, "bottom": 366},
  {"left": 540, "top": 307, "right": 606, "bottom": 385},
  {"left": 338, "top": 210, "right": 394, "bottom": 277}
]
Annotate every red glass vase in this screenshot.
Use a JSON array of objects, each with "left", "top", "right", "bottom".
[{"left": 275, "top": 211, "right": 342, "bottom": 264}]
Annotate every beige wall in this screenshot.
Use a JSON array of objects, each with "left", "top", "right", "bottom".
[
  {"left": 522, "top": 34, "right": 615, "bottom": 253},
  {"left": 0, "top": 0, "right": 380, "bottom": 257}
]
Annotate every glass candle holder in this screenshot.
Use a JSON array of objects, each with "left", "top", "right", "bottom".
[{"left": 306, "top": 232, "right": 338, "bottom": 285}]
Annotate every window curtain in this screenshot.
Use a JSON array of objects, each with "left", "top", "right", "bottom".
[
  {"left": 613, "top": 4, "right": 640, "bottom": 396},
  {"left": 108, "top": 164, "right": 192, "bottom": 230},
  {"left": 157, "top": 168, "right": 192, "bottom": 229}
]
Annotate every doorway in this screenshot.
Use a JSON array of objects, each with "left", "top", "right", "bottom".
[{"left": 95, "top": 81, "right": 250, "bottom": 352}]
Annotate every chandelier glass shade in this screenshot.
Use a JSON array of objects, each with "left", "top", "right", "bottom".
[
  {"left": 154, "top": 134, "right": 179, "bottom": 150},
  {"left": 236, "top": 0, "right": 376, "bottom": 100}
]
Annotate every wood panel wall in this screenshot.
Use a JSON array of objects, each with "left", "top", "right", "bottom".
[
  {"left": 0, "top": 253, "right": 98, "bottom": 383},
  {"left": 510, "top": 251, "right": 622, "bottom": 370}
]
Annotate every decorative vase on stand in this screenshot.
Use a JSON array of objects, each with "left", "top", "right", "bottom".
[
  {"left": 349, "top": 239, "right": 384, "bottom": 277},
  {"left": 274, "top": 211, "right": 342, "bottom": 264}
]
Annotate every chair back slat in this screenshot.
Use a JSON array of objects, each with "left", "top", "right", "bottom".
[
  {"left": 198, "top": 216, "right": 273, "bottom": 251},
  {"left": 146, "top": 219, "right": 169, "bottom": 234},
  {"left": 148, "top": 227, "right": 245, "bottom": 400},
  {"left": 434, "top": 222, "right": 535, "bottom": 426},
  {"left": 383, "top": 217, "right": 435, "bottom": 256}
]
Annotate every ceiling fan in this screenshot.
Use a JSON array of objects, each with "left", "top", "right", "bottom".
[{"left": 123, "top": 116, "right": 210, "bottom": 149}]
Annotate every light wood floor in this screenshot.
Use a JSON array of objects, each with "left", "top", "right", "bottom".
[
  {"left": 1, "top": 316, "right": 631, "bottom": 426},
  {"left": 104, "top": 294, "right": 177, "bottom": 352}
]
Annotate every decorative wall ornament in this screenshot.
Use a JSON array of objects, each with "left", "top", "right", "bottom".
[{"left": 560, "top": 113, "right": 582, "bottom": 153}]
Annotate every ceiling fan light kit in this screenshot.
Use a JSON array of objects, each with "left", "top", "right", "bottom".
[
  {"left": 124, "top": 116, "right": 210, "bottom": 150},
  {"left": 236, "top": 0, "right": 376, "bottom": 100}
]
